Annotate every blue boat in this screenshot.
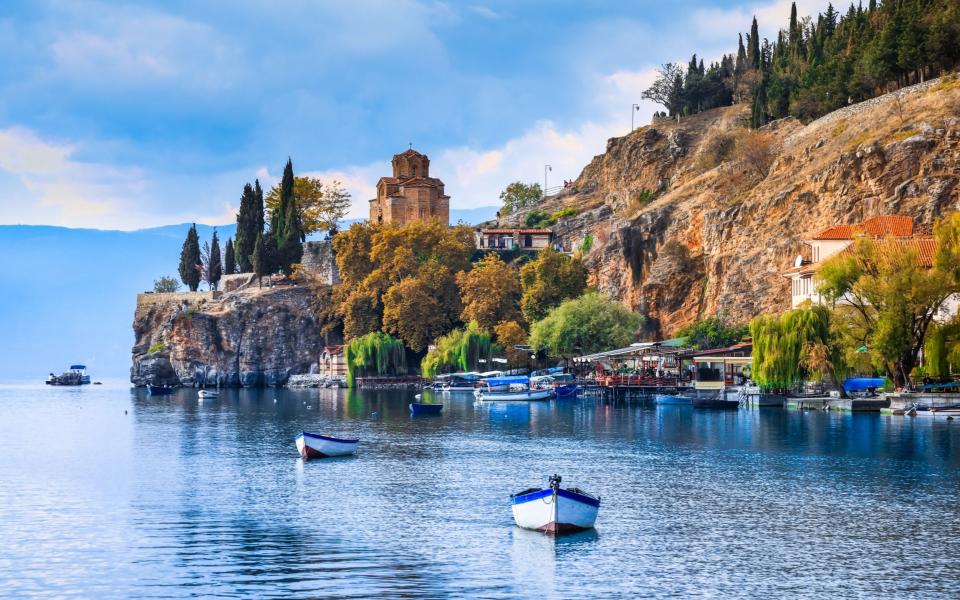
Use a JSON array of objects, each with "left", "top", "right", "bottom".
[
  {"left": 554, "top": 383, "right": 578, "bottom": 397},
  {"left": 409, "top": 402, "right": 443, "bottom": 415},
  {"left": 147, "top": 384, "right": 175, "bottom": 395},
  {"left": 655, "top": 393, "right": 692, "bottom": 405}
]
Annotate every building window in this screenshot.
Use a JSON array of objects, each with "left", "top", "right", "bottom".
[{"left": 524, "top": 235, "right": 533, "bottom": 248}]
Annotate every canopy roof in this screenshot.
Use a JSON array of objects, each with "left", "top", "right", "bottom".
[{"left": 481, "top": 376, "right": 529, "bottom": 386}]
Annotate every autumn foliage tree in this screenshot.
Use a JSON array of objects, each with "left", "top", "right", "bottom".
[
  {"left": 519, "top": 247, "right": 588, "bottom": 323},
  {"left": 266, "top": 176, "right": 352, "bottom": 236},
  {"left": 456, "top": 253, "right": 521, "bottom": 332}
]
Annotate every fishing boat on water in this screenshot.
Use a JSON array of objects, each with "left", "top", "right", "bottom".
[
  {"left": 296, "top": 432, "right": 359, "bottom": 459},
  {"left": 147, "top": 384, "right": 175, "bottom": 395},
  {"left": 440, "top": 372, "right": 482, "bottom": 392},
  {"left": 532, "top": 372, "right": 578, "bottom": 398},
  {"left": 45, "top": 364, "right": 92, "bottom": 386},
  {"left": 409, "top": 402, "right": 443, "bottom": 415},
  {"left": 475, "top": 376, "right": 552, "bottom": 401},
  {"left": 511, "top": 474, "right": 600, "bottom": 534}
]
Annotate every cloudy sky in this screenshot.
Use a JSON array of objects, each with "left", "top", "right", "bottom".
[{"left": 0, "top": 0, "right": 831, "bottom": 230}]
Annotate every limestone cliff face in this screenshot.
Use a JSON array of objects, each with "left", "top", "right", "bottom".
[
  {"left": 502, "top": 76, "right": 960, "bottom": 337},
  {"left": 131, "top": 285, "right": 338, "bottom": 387}
]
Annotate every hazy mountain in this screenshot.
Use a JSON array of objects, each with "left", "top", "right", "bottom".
[{"left": 0, "top": 206, "right": 498, "bottom": 381}]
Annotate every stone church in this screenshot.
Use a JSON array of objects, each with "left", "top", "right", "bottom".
[{"left": 368, "top": 148, "right": 450, "bottom": 226}]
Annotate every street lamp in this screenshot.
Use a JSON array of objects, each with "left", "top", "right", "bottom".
[
  {"left": 631, "top": 103, "right": 641, "bottom": 131},
  {"left": 544, "top": 164, "right": 552, "bottom": 197}
]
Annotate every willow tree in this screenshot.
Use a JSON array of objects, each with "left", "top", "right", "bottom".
[
  {"left": 750, "top": 305, "right": 846, "bottom": 394},
  {"left": 344, "top": 332, "right": 407, "bottom": 387},
  {"left": 818, "top": 215, "right": 960, "bottom": 389},
  {"left": 421, "top": 322, "right": 492, "bottom": 379}
]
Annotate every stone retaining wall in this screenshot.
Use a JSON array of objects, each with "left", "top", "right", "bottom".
[{"left": 137, "top": 291, "right": 222, "bottom": 306}]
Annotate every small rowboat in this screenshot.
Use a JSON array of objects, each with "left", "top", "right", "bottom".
[
  {"left": 655, "top": 393, "right": 693, "bottom": 405},
  {"left": 198, "top": 390, "right": 219, "bottom": 399},
  {"left": 511, "top": 474, "right": 600, "bottom": 535},
  {"left": 296, "top": 432, "right": 359, "bottom": 459},
  {"left": 147, "top": 384, "right": 175, "bottom": 395},
  {"left": 409, "top": 402, "right": 443, "bottom": 415}
]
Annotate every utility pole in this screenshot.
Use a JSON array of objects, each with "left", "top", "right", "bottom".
[{"left": 543, "top": 165, "right": 552, "bottom": 197}]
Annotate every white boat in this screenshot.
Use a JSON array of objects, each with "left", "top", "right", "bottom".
[
  {"left": 511, "top": 475, "right": 600, "bottom": 534},
  {"left": 198, "top": 389, "right": 219, "bottom": 398},
  {"left": 478, "top": 388, "right": 553, "bottom": 401},
  {"left": 68, "top": 365, "right": 92, "bottom": 385},
  {"left": 475, "top": 376, "right": 552, "bottom": 401},
  {"left": 295, "top": 431, "right": 359, "bottom": 459},
  {"left": 915, "top": 407, "right": 960, "bottom": 418},
  {"left": 438, "top": 372, "right": 482, "bottom": 391}
]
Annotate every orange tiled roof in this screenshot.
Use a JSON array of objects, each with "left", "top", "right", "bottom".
[
  {"left": 812, "top": 215, "right": 914, "bottom": 240},
  {"left": 838, "top": 236, "right": 937, "bottom": 267},
  {"left": 480, "top": 228, "right": 553, "bottom": 234}
]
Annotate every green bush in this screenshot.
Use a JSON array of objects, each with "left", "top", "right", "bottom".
[
  {"left": 525, "top": 209, "right": 551, "bottom": 227},
  {"left": 550, "top": 207, "right": 579, "bottom": 221},
  {"left": 578, "top": 233, "right": 594, "bottom": 254},
  {"left": 148, "top": 342, "right": 165, "bottom": 354}
]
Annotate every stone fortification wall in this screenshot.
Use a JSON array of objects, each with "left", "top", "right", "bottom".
[
  {"left": 301, "top": 240, "right": 339, "bottom": 284},
  {"left": 136, "top": 291, "right": 221, "bottom": 306}
]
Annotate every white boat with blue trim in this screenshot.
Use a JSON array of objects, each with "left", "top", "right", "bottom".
[
  {"left": 511, "top": 474, "right": 600, "bottom": 534},
  {"left": 296, "top": 431, "right": 359, "bottom": 459},
  {"left": 474, "top": 376, "right": 552, "bottom": 401}
]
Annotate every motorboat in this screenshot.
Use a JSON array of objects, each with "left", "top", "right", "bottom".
[
  {"left": 198, "top": 389, "right": 219, "bottom": 399},
  {"left": 296, "top": 432, "right": 359, "bottom": 459},
  {"left": 440, "top": 372, "right": 481, "bottom": 392},
  {"left": 147, "top": 384, "right": 175, "bottom": 395},
  {"left": 475, "top": 376, "right": 552, "bottom": 401},
  {"left": 45, "top": 364, "right": 91, "bottom": 386},
  {"left": 68, "top": 365, "right": 92, "bottom": 385},
  {"left": 655, "top": 393, "right": 693, "bottom": 405},
  {"left": 692, "top": 394, "right": 740, "bottom": 409},
  {"left": 511, "top": 474, "right": 600, "bottom": 534},
  {"left": 409, "top": 402, "right": 443, "bottom": 415}
]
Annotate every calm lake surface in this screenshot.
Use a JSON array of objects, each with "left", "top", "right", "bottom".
[{"left": 2, "top": 383, "right": 960, "bottom": 598}]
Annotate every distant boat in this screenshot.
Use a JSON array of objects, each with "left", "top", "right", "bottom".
[
  {"left": 409, "top": 402, "right": 443, "bottom": 415},
  {"left": 147, "top": 384, "right": 175, "bottom": 395},
  {"left": 475, "top": 376, "right": 552, "bottom": 401},
  {"left": 531, "top": 373, "right": 578, "bottom": 398},
  {"left": 68, "top": 365, "right": 92, "bottom": 385},
  {"left": 692, "top": 394, "right": 740, "bottom": 409},
  {"left": 198, "top": 390, "right": 219, "bottom": 399},
  {"left": 296, "top": 432, "right": 359, "bottom": 459},
  {"left": 440, "top": 372, "right": 482, "bottom": 392},
  {"left": 45, "top": 364, "right": 91, "bottom": 386},
  {"left": 655, "top": 393, "right": 693, "bottom": 405},
  {"left": 511, "top": 474, "right": 600, "bottom": 534}
]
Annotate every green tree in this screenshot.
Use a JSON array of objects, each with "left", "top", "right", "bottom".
[
  {"left": 207, "top": 229, "right": 222, "bottom": 291},
  {"left": 675, "top": 317, "right": 748, "bottom": 350},
  {"left": 382, "top": 262, "right": 461, "bottom": 352},
  {"left": 344, "top": 332, "right": 407, "bottom": 387},
  {"left": 251, "top": 232, "right": 274, "bottom": 288},
  {"left": 234, "top": 183, "right": 259, "bottom": 273},
  {"left": 421, "top": 322, "right": 492, "bottom": 379},
  {"left": 456, "top": 253, "right": 521, "bottom": 331},
  {"left": 499, "top": 181, "right": 543, "bottom": 215},
  {"left": 642, "top": 62, "right": 686, "bottom": 116},
  {"left": 272, "top": 158, "right": 304, "bottom": 275},
  {"left": 519, "top": 248, "right": 588, "bottom": 323},
  {"left": 153, "top": 276, "right": 180, "bottom": 293},
  {"left": 266, "top": 176, "right": 352, "bottom": 236},
  {"left": 529, "top": 292, "right": 642, "bottom": 359},
  {"left": 178, "top": 224, "right": 201, "bottom": 292},
  {"left": 818, "top": 218, "right": 960, "bottom": 388},
  {"left": 224, "top": 237, "right": 236, "bottom": 275},
  {"left": 750, "top": 305, "right": 847, "bottom": 394}
]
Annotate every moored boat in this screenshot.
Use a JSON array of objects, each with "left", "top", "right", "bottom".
[
  {"left": 655, "top": 393, "right": 693, "bottom": 405},
  {"left": 198, "top": 389, "right": 219, "bottom": 398},
  {"left": 511, "top": 474, "right": 600, "bottom": 534},
  {"left": 692, "top": 394, "right": 740, "bottom": 409},
  {"left": 147, "top": 384, "right": 175, "bottom": 395},
  {"left": 476, "top": 376, "right": 552, "bottom": 401},
  {"left": 409, "top": 402, "right": 443, "bottom": 415},
  {"left": 296, "top": 431, "right": 359, "bottom": 459}
]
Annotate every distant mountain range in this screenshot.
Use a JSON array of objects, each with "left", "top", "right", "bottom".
[{"left": 0, "top": 206, "right": 498, "bottom": 381}]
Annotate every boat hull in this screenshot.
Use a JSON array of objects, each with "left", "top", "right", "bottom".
[
  {"left": 655, "top": 393, "right": 693, "bottom": 405},
  {"left": 198, "top": 390, "right": 218, "bottom": 398},
  {"left": 554, "top": 384, "right": 578, "bottom": 397},
  {"left": 296, "top": 432, "right": 359, "bottom": 459},
  {"left": 692, "top": 397, "right": 740, "bottom": 409},
  {"left": 147, "top": 385, "right": 175, "bottom": 395},
  {"left": 409, "top": 402, "right": 443, "bottom": 415},
  {"left": 478, "top": 389, "right": 553, "bottom": 401},
  {"left": 512, "top": 488, "right": 600, "bottom": 534}
]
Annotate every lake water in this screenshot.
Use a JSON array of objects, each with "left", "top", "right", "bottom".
[{"left": 2, "top": 383, "right": 960, "bottom": 598}]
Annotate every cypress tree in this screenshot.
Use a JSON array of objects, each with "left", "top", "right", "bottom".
[
  {"left": 224, "top": 237, "right": 235, "bottom": 275},
  {"left": 178, "top": 224, "right": 201, "bottom": 292},
  {"left": 789, "top": 2, "right": 801, "bottom": 50},
  {"left": 252, "top": 232, "right": 266, "bottom": 288},
  {"left": 736, "top": 33, "right": 747, "bottom": 73},
  {"left": 749, "top": 17, "right": 761, "bottom": 70},
  {"left": 209, "top": 229, "right": 222, "bottom": 291},
  {"left": 254, "top": 179, "right": 265, "bottom": 237},
  {"left": 275, "top": 158, "right": 303, "bottom": 274},
  {"left": 235, "top": 183, "right": 257, "bottom": 273}
]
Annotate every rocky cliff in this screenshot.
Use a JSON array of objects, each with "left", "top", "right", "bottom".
[
  {"left": 131, "top": 282, "right": 338, "bottom": 387},
  {"left": 503, "top": 75, "right": 960, "bottom": 337}
]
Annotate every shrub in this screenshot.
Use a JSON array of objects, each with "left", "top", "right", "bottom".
[
  {"left": 148, "top": 342, "right": 165, "bottom": 354},
  {"left": 550, "top": 206, "right": 579, "bottom": 221},
  {"left": 734, "top": 131, "right": 777, "bottom": 179},
  {"left": 153, "top": 276, "right": 180, "bottom": 293},
  {"left": 578, "top": 233, "right": 594, "bottom": 254},
  {"left": 699, "top": 133, "right": 736, "bottom": 169},
  {"left": 525, "top": 209, "right": 551, "bottom": 227}
]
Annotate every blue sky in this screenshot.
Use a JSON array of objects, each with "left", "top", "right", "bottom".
[{"left": 0, "top": 0, "right": 831, "bottom": 230}]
